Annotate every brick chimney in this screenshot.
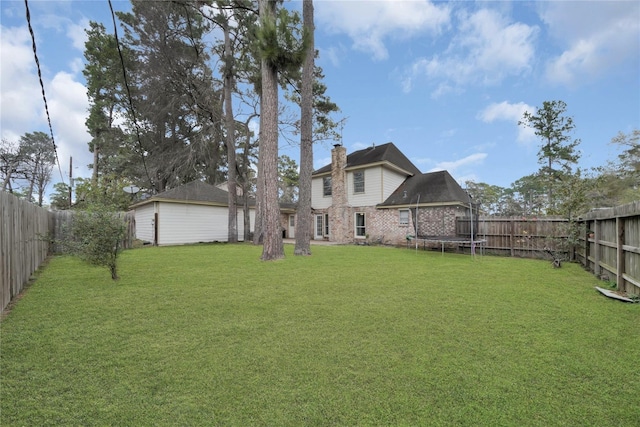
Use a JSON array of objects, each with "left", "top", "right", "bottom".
[{"left": 329, "top": 144, "right": 350, "bottom": 243}]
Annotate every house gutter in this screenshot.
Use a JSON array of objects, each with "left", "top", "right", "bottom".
[
  {"left": 312, "top": 161, "right": 416, "bottom": 179},
  {"left": 376, "top": 201, "right": 468, "bottom": 209},
  {"left": 130, "top": 198, "right": 231, "bottom": 209}
]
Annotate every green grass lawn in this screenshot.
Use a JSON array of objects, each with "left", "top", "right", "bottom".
[{"left": 1, "top": 244, "right": 638, "bottom": 426}]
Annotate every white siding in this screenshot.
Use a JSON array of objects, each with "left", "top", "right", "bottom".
[
  {"left": 157, "top": 203, "right": 255, "bottom": 246},
  {"left": 347, "top": 167, "right": 384, "bottom": 206},
  {"left": 134, "top": 203, "right": 155, "bottom": 243},
  {"left": 311, "top": 176, "right": 332, "bottom": 209},
  {"left": 381, "top": 168, "right": 409, "bottom": 200},
  {"left": 312, "top": 166, "right": 411, "bottom": 210}
]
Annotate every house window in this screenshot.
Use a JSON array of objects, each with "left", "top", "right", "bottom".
[
  {"left": 355, "top": 212, "right": 366, "bottom": 237},
  {"left": 323, "top": 176, "right": 332, "bottom": 196},
  {"left": 289, "top": 215, "right": 295, "bottom": 227},
  {"left": 324, "top": 213, "right": 329, "bottom": 236},
  {"left": 399, "top": 209, "right": 409, "bottom": 225},
  {"left": 353, "top": 171, "right": 364, "bottom": 193}
]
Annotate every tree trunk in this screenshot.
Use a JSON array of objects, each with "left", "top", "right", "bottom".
[
  {"left": 26, "top": 157, "right": 39, "bottom": 202},
  {"left": 294, "top": 0, "right": 314, "bottom": 256},
  {"left": 35, "top": 164, "right": 51, "bottom": 207},
  {"left": 2, "top": 157, "right": 19, "bottom": 191},
  {"left": 241, "top": 125, "right": 253, "bottom": 241},
  {"left": 223, "top": 19, "right": 238, "bottom": 243},
  {"left": 92, "top": 142, "right": 99, "bottom": 186},
  {"left": 253, "top": 129, "right": 264, "bottom": 245},
  {"left": 547, "top": 137, "right": 553, "bottom": 211},
  {"left": 259, "top": 0, "right": 284, "bottom": 260}
]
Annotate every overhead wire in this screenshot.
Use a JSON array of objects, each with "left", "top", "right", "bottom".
[
  {"left": 24, "top": 0, "right": 66, "bottom": 185},
  {"left": 107, "top": 0, "right": 154, "bottom": 192}
]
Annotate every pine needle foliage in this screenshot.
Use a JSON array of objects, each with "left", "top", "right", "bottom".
[{"left": 256, "top": 7, "right": 309, "bottom": 73}]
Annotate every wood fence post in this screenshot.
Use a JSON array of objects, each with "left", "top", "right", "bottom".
[
  {"left": 583, "top": 221, "right": 589, "bottom": 267},
  {"left": 509, "top": 219, "right": 515, "bottom": 257},
  {"left": 594, "top": 219, "right": 601, "bottom": 276},
  {"left": 617, "top": 216, "right": 625, "bottom": 292}
]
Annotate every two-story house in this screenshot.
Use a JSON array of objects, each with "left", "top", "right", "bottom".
[{"left": 311, "top": 142, "right": 472, "bottom": 245}]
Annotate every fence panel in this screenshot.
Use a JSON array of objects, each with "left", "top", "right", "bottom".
[
  {"left": 581, "top": 201, "right": 640, "bottom": 296},
  {"left": 460, "top": 207, "right": 639, "bottom": 296},
  {"left": 457, "top": 216, "right": 568, "bottom": 259},
  {"left": 50, "top": 210, "right": 74, "bottom": 253},
  {"left": 1, "top": 192, "right": 137, "bottom": 313},
  {"left": 625, "top": 215, "right": 640, "bottom": 294},
  {"left": 1, "top": 192, "right": 50, "bottom": 313}
]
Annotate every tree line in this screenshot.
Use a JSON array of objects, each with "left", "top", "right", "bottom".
[
  {"left": 2, "top": 0, "right": 339, "bottom": 260},
  {"left": 1, "top": 1, "right": 638, "bottom": 263},
  {"left": 1, "top": 132, "right": 57, "bottom": 207},
  {"left": 466, "top": 101, "right": 638, "bottom": 221}
]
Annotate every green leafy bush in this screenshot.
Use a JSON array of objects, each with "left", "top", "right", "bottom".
[{"left": 61, "top": 204, "right": 126, "bottom": 279}]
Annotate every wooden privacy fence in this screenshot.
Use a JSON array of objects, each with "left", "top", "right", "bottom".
[
  {"left": 456, "top": 216, "right": 569, "bottom": 259},
  {"left": 49, "top": 210, "right": 136, "bottom": 254},
  {"left": 575, "top": 201, "right": 640, "bottom": 296},
  {"left": 1, "top": 191, "right": 136, "bottom": 314},
  {"left": 1, "top": 191, "right": 50, "bottom": 313},
  {"left": 456, "top": 204, "right": 640, "bottom": 296}
]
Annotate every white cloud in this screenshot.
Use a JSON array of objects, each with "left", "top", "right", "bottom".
[
  {"left": 315, "top": 0, "right": 451, "bottom": 61},
  {"left": 540, "top": 1, "right": 640, "bottom": 85},
  {"left": 69, "top": 57, "right": 84, "bottom": 74},
  {"left": 412, "top": 156, "right": 434, "bottom": 166},
  {"left": 0, "top": 25, "right": 42, "bottom": 137},
  {"left": 454, "top": 173, "right": 479, "bottom": 187},
  {"left": 0, "top": 25, "right": 92, "bottom": 184},
  {"left": 67, "top": 18, "right": 90, "bottom": 51},
  {"left": 478, "top": 101, "right": 536, "bottom": 144},
  {"left": 478, "top": 101, "right": 527, "bottom": 122},
  {"left": 319, "top": 44, "right": 347, "bottom": 68},
  {"left": 49, "top": 71, "right": 91, "bottom": 153},
  {"left": 402, "top": 8, "right": 537, "bottom": 94},
  {"left": 431, "top": 152, "right": 487, "bottom": 172},
  {"left": 351, "top": 141, "right": 371, "bottom": 151}
]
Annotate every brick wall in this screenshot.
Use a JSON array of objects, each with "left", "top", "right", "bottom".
[
  {"left": 355, "top": 206, "right": 413, "bottom": 245},
  {"left": 329, "top": 145, "right": 351, "bottom": 244},
  {"left": 416, "top": 205, "right": 467, "bottom": 237},
  {"left": 311, "top": 205, "right": 468, "bottom": 246}
]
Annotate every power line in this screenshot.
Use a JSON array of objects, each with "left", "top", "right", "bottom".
[
  {"left": 107, "top": 0, "right": 154, "bottom": 192},
  {"left": 24, "top": 0, "right": 65, "bottom": 185}
]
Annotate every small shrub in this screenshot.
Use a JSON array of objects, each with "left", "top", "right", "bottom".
[{"left": 60, "top": 204, "right": 126, "bottom": 280}]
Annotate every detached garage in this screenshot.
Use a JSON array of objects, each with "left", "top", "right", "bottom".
[{"left": 130, "top": 181, "right": 255, "bottom": 246}]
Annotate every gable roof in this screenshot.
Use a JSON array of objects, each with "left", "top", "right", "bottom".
[
  {"left": 378, "top": 170, "right": 471, "bottom": 207},
  {"left": 312, "top": 142, "right": 421, "bottom": 176},
  {"left": 130, "top": 180, "right": 250, "bottom": 208}
]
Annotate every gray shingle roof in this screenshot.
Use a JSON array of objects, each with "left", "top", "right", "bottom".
[
  {"left": 378, "top": 170, "right": 471, "bottom": 207},
  {"left": 312, "top": 142, "right": 421, "bottom": 176},
  {"left": 131, "top": 181, "right": 254, "bottom": 208},
  {"left": 156, "top": 181, "right": 230, "bottom": 203}
]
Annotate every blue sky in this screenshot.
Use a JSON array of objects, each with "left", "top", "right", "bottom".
[{"left": 1, "top": 0, "right": 639, "bottom": 197}]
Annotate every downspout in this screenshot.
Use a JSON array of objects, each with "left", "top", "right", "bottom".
[{"left": 470, "top": 200, "right": 474, "bottom": 255}]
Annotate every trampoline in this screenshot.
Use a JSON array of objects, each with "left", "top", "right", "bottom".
[{"left": 409, "top": 235, "right": 487, "bottom": 255}]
